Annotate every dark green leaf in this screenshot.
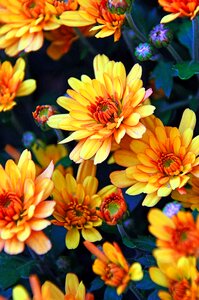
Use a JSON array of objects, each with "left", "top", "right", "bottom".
[
  {"left": 55, "top": 156, "right": 72, "bottom": 168},
  {"left": 177, "top": 21, "right": 192, "bottom": 55},
  {"left": 104, "top": 286, "right": 123, "bottom": 300},
  {"left": 122, "top": 237, "right": 136, "bottom": 249},
  {"left": 136, "top": 272, "right": 157, "bottom": 290},
  {"left": 136, "top": 255, "right": 156, "bottom": 268},
  {"left": 89, "top": 277, "right": 104, "bottom": 292},
  {"left": 131, "top": 236, "right": 156, "bottom": 252},
  {"left": 173, "top": 61, "right": 199, "bottom": 79},
  {"left": 151, "top": 61, "right": 174, "bottom": 97},
  {"left": 148, "top": 290, "right": 160, "bottom": 300}
]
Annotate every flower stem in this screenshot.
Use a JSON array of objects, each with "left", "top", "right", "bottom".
[
  {"left": 129, "top": 284, "right": 145, "bottom": 300},
  {"left": 74, "top": 28, "right": 98, "bottom": 56},
  {"left": 125, "top": 12, "right": 146, "bottom": 42},
  {"left": 117, "top": 223, "right": 129, "bottom": 239},
  {"left": 192, "top": 17, "right": 199, "bottom": 62},
  {"left": 167, "top": 44, "right": 183, "bottom": 63},
  {"left": 54, "top": 129, "right": 65, "bottom": 142}
]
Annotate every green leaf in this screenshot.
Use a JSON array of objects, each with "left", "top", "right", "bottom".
[
  {"left": 122, "top": 237, "right": 136, "bottom": 249},
  {"left": 55, "top": 156, "right": 72, "bottom": 168},
  {"left": 173, "top": 61, "right": 199, "bottom": 79},
  {"left": 131, "top": 235, "right": 156, "bottom": 252},
  {"left": 177, "top": 21, "right": 192, "bottom": 55},
  {"left": 0, "top": 254, "right": 35, "bottom": 289},
  {"left": 89, "top": 277, "right": 104, "bottom": 292},
  {"left": 104, "top": 286, "right": 123, "bottom": 300},
  {"left": 151, "top": 61, "right": 173, "bottom": 97},
  {"left": 136, "top": 271, "right": 157, "bottom": 290}
]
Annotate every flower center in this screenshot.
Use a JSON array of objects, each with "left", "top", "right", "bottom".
[
  {"left": 169, "top": 279, "right": 194, "bottom": 300},
  {"left": 0, "top": 84, "right": 16, "bottom": 105},
  {"left": 0, "top": 192, "right": 22, "bottom": 221},
  {"left": 20, "top": 0, "right": 45, "bottom": 18},
  {"left": 103, "top": 262, "right": 128, "bottom": 287},
  {"left": 157, "top": 153, "right": 183, "bottom": 176},
  {"left": 88, "top": 96, "right": 120, "bottom": 124},
  {"left": 63, "top": 197, "right": 99, "bottom": 230}
]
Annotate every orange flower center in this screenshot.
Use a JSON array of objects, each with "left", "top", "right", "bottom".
[
  {"left": 169, "top": 278, "right": 198, "bottom": 300},
  {"left": 21, "top": 0, "right": 45, "bottom": 18},
  {"left": 103, "top": 262, "right": 129, "bottom": 287},
  {"left": 0, "top": 192, "right": 22, "bottom": 221},
  {"left": 60, "top": 197, "right": 99, "bottom": 230},
  {"left": 88, "top": 96, "right": 120, "bottom": 124},
  {"left": 0, "top": 84, "right": 16, "bottom": 105},
  {"left": 157, "top": 153, "right": 183, "bottom": 175}
]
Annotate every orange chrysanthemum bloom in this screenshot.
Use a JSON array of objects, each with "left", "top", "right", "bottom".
[
  {"left": 110, "top": 109, "right": 199, "bottom": 206},
  {"left": 0, "top": 0, "right": 71, "bottom": 56},
  {"left": 84, "top": 240, "right": 143, "bottom": 295},
  {"left": 148, "top": 208, "right": 199, "bottom": 265},
  {"left": 172, "top": 176, "right": 199, "bottom": 210},
  {"left": 11, "top": 273, "right": 94, "bottom": 300},
  {"left": 51, "top": 160, "right": 103, "bottom": 249},
  {"left": 159, "top": 0, "right": 199, "bottom": 23},
  {"left": 47, "top": 54, "right": 154, "bottom": 164},
  {"left": 149, "top": 257, "right": 199, "bottom": 300},
  {"left": 0, "top": 58, "right": 36, "bottom": 112},
  {"left": 0, "top": 149, "right": 55, "bottom": 255},
  {"left": 59, "top": 0, "right": 126, "bottom": 42}
]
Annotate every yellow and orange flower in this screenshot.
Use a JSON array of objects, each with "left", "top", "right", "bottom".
[
  {"left": 110, "top": 109, "right": 199, "bottom": 206},
  {"left": 172, "top": 176, "right": 199, "bottom": 210},
  {"left": 0, "top": 58, "right": 36, "bottom": 112},
  {"left": 11, "top": 273, "right": 94, "bottom": 300},
  {"left": 148, "top": 208, "right": 199, "bottom": 265},
  {"left": 0, "top": 0, "right": 72, "bottom": 56},
  {"left": 0, "top": 149, "right": 55, "bottom": 255},
  {"left": 47, "top": 54, "right": 155, "bottom": 164},
  {"left": 149, "top": 257, "right": 199, "bottom": 300},
  {"left": 159, "top": 0, "right": 199, "bottom": 23},
  {"left": 84, "top": 240, "right": 143, "bottom": 295},
  {"left": 59, "top": 0, "right": 126, "bottom": 42},
  {"left": 51, "top": 160, "right": 102, "bottom": 249}
]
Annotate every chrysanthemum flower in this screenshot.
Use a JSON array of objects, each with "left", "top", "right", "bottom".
[
  {"left": 110, "top": 109, "right": 199, "bottom": 206},
  {"left": 149, "top": 257, "right": 199, "bottom": 300},
  {"left": 59, "top": 0, "right": 126, "bottom": 42},
  {"left": 84, "top": 240, "right": 143, "bottom": 295},
  {"left": 0, "top": 149, "right": 55, "bottom": 255},
  {"left": 0, "top": 0, "right": 71, "bottom": 56},
  {"left": 159, "top": 0, "right": 199, "bottom": 23},
  {"left": 0, "top": 58, "right": 36, "bottom": 112},
  {"left": 47, "top": 54, "right": 154, "bottom": 164},
  {"left": 172, "top": 176, "right": 199, "bottom": 210},
  {"left": 51, "top": 160, "right": 102, "bottom": 249},
  {"left": 12, "top": 273, "right": 94, "bottom": 300},
  {"left": 148, "top": 208, "right": 199, "bottom": 265}
]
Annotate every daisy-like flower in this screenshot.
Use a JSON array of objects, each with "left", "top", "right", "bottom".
[
  {"left": 159, "top": 0, "right": 199, "bottom": 23},
  {"left": 149, "top": 257, "right": 199, "bottom": 300},
  {"left": 0, "top": 149, "right": 55, "bottom": 255},
  {"left": 51, "top": 160, "right": 103, "bottom": 249},
  {"left": 0, "top": 0, "right": 71, "bottom": 56},
  {"left": 110, "top": 109, "right": 199, "bottom": 206},
  {"left": 172, "top": 176, "right": 199, "bottom": 210},
  {"left": 0, "top": 58, "right": 36, "bottom": 112},
  {"left": 84, "top": 240, "right": 143, "bottom": 295},
  {"left": 47, "top": 54, "right": 155, "bottom": 165},
  {"left": 148, "top": 208, "right": 199, "bottom": 265},
  {"left": 59, "top": 0, "right": 127, "bottom": 42},
  {"left": 12, "top": 273, "right": 94, "bottom": 300}
]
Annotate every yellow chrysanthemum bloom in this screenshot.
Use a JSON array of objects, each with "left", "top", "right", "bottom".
[
  {"left": 172, "top": 176, "right": 199, "bottom": 210},
  {"left": 159, "top": 0, "right": 199, "bottom": 23},
  {"left": 0, "top": 0, "right": 71, "bottom": 56},
  {"left": 52, "top": 160, "right": 103, "bottom": 249},
  {"left": 0, "top": 149, "right": 55, "bottom": 255},
  {"left": 148, "top": 208, "right": 199, "bottom": 265},
  {"left": 84, "top": 240, "right": 143, "bottom": 295},
  {"left": 59, "top": 0, "right": 126, "bottom": 42},
  {"left": 110, "top": 109, "right": 199, "bottom": 206},
  {"left": 11, "top": 273, "right": 94, "bottom": 300},
  {"left": 149, "top": 257, "right": 199, "bottom": 300},
  {"left": 0, "top": 58, "right": 36, "bottom": 112},
  {"left": 47, "top": 54, "right": 155, "bottom": 164}
]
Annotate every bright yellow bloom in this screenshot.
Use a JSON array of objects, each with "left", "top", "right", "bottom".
[
  {"left": 0, "top": 149, "right": 55, "bottom": 255},
  {"left": 84, "top": 240, "right": 143, "bottom": 295},
  {"left": 51, "top": 160, "right": 102, "bottom": 249},
  {"left": 149, "top": 257, "right": 199, "bottom": 300},
  {"left": 159, "top": 0, "right": 199, "bottom": 23},
  {"left": 59, "top": 0, "right": 126, "bottom": 42},
  {"left": 0, "top": 0, "right": 69, "bottom": 56},
  {"left": 148, "top": 208, "right": 199, "bottom": 265},
  {"left": 47, "top": 54, "right": 154, "bottom": 164},
  {"left": 0, "top": 58, "right": 36, "bottom": 112},
  {"left": 172, "top": 176, "right": 199, "bottom": 210},
  {"left": 12, "top": 273, "right": 94, "bottom": 300},
  {"left": 110, "top": 109, "right": 199, "bottom": 206}
]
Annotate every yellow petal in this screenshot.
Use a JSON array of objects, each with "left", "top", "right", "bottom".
[
  {"left": 149, "top": 267, "right": 168, "bottom": 287},
  {"left": 42, "top": 281, "right": 64, "bottom": 300},
  {"left": 66, "top": 227, "right": 80, "bottom": 249},
  {"left": 81, "top": 227, "right": 102, "bottom": 242}
]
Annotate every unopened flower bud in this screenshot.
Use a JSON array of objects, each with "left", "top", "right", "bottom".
[
  {"left": 134, "top": 43, "right": 154, "bottom": 61},
  {"left": 22, "top": 131, "right": 36, "bottom": 148},
  {"left": 107, "top": 0, "right": 131, "bottom": 14},
  {"left": 149, "top": 24, "right": 173, "bottom": 48},
  {"left": 32, "top": 105, "right": 57, "bottom": 131},
  {"left": 163, "top": 202, "right": 182, "bottom": 218},
  {"left": 99, "top": 188, "right": 127, "bottom": 225}
]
